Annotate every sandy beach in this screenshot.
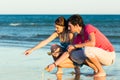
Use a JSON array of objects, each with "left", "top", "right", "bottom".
[{"left": 0, "top": 46, "right": 119, "bottom": 80}]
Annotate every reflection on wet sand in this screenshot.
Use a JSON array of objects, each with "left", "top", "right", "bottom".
[
  {"left": 74, "top": 74, "right": 80, "bottom": 80},
  {"left": 56, "top": 74, "right": 62, "bottom": 80},
  {"left": 47, "top": 74, "right": 80, "bottom": 80},
  {"left": 94, "top": 76, "right": 106, "bottom": 80},
  {"left": 47, "top": 74, "right": 106, "bottom": 80}
]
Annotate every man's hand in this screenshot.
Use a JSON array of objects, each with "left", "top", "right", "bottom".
[{"left": 67, "top": 45, "right": 75, "bottom": 52}]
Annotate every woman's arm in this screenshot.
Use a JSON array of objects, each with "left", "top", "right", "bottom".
[{"left": 25, "top": 32, "right": 58, "bottom": 55}]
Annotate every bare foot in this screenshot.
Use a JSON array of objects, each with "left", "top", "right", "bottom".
[{"left": 94, "top": 72, "right": 106, "bottom": 77}]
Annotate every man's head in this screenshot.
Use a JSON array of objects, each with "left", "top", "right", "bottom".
[{"left": 68, "top": 14, "right": 85, "bottom": 34}]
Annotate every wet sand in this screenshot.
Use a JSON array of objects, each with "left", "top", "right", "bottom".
[{"left": 0, "top": 46, "right": 119, "bottom": 80}]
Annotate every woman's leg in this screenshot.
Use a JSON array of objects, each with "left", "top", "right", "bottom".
[
  {"left": 51, "top": 44, "right": 63, "bottom": 74},
  {"left": 51, "top": 44, "right": 62, "bottom": 58},
  {"left": 58, "top": 57, "right": 80, "bottom": 74}
]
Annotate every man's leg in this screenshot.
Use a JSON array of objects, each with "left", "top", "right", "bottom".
[
  {"left": 84, "top": 47, "right": 115, "bottom": 76},
  {"left": 85, "top": 59, "right": 98, "bottom": 74},
  {"left": 86, "top": 57, "right": 106, "bottom": 77}
]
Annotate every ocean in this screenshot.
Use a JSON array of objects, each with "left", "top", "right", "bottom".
[{"left": 0, "top": 15, "right": 120, "bottom": 52}]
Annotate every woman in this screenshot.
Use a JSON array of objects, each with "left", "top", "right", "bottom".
[{"left": 24, "top": 16, "right": 79, "bottom": 74}]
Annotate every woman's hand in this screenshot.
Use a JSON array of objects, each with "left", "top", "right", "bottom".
[
  {"left": 24, "top": 49, "right": 33, "bottom": 55},
  {"left": 45, "top": 63, "right": 56, "bottom": 72}
]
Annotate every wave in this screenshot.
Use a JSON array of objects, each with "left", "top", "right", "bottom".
[
  {"left": 9, "top": 22, "right": 38, "bottom": 27},
  {"left": 9, "top": 23, "right": 22, "bottom": 26},
  {"left": 8, "top": 22, "right": 53, "bottom": 27}
]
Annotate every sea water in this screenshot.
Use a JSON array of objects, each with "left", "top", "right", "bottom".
[{"left": 0, "top": 15, "right": 120, "bottom": 52}]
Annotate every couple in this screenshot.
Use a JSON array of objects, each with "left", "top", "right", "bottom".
[{"left": 24, "top": 14, "right": 116, "bottom": 77}]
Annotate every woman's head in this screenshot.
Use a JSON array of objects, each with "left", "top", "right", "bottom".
[{"left": 55, "top": 16, "right": 68, "bottom": 34}]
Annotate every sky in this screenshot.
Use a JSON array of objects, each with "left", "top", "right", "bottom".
[{"left": 0, "top": 0, "right": 120, "bottom": 14}]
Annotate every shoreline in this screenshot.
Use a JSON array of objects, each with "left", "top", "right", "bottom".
[{"left": 0, "top": 46, "right": 119, "bottom": 80}]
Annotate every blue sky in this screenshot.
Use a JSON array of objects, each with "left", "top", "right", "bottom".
[{"left": 0, "top": 0, "right": 120, "bottom": 14}]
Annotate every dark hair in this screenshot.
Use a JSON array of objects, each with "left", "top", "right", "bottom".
[
  {"left": 68, "top": 14, "right": 85, "bottom": 28},
  {"left": 55, "top": 16, "right": 68, "bottom": 31}
]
